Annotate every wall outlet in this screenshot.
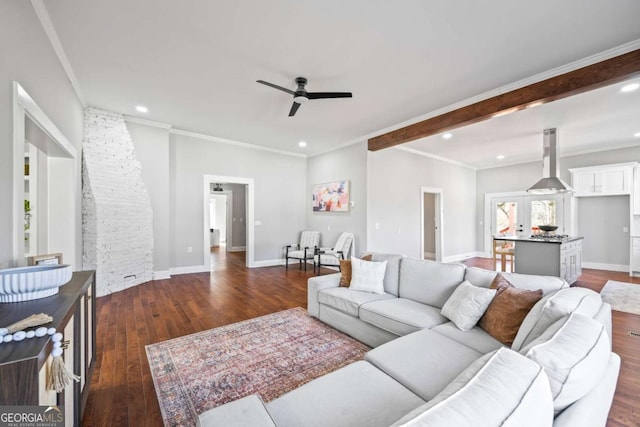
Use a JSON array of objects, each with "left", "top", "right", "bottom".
[
  {"left": 375, "top": 222, "right": 380, "bottom": 230},
  {"left": 255, "top": 220, "right": 262, "bottom": 226},
  {"left": 623, "top": 227, "right": 629, "bottom": 233},
  {"left": 187, "top": 246, "right": 193, "bottom": 253},
  {"left": 327, "top": 225, "right": 331, "bottom": 231}
]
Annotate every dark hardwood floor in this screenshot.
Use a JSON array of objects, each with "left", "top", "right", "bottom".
[{"left": 82, "top": 252, "right": 640, "bottom": 426}]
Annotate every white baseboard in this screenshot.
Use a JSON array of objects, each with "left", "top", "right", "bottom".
[
  {"left": 442, "top": 251, "right": 484, "bottom": 263},
  {"left": 169, "top": 265, "right": 209, "bottom": 275},
  {"left": 252, "top": 259, "right": 286, "bottom": 268},
  {"left": 228, "top": 246, "right": 247, "bottom": 252},
  {"left": 153, "top": 270, "right": 171, "bottom": 280},
  {"left": 581, "top": 262, "right": 629, "bottom": 272}
]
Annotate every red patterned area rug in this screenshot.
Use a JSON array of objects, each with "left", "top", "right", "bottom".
[{"left": 146, "top": 307, "right": 370, "bottom": 427}]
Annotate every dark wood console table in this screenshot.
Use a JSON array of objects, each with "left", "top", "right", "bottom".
[{"left": 0, "top": 271, "right": 96, "bottom": 426}]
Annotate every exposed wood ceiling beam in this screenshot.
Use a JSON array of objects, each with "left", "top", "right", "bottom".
[{"left": 368, "top": 49, "right": 640, "bottom": 151}]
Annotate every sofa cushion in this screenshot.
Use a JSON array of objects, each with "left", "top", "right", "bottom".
[
  {"left": 512, "top": 287, "right": 604, "bottom": 351},
  {"left": 198, "top": 395, "right": 276, "bottom": 427},
  {"left": 391, "top": 348, "right": 553, "bottom": 427},
  {"left": 431, "top": 322, "right": 503, "bottom": 354},
  {"left": 463, "top": 266, "right": 499, "bottom": 288},
  {"left": 398, "top": 258, "right": 466, "bottom": 308},
  {"left": 339, "top": 254, "right": 372, "bottom": 286},
  {"left": 365, "top": 328, "right": 482, "bottom": 401},
  {"left": 500, "top": 271, "right": 568, "bottom": 294},
  {"left": 464, "top": 267, "right": 567, "bottom": 294},
  {"left": 359, "top": 298, "right": 447, "bottom": 336},
  {"left": 478, "top": 280, "right": 543, "bottom": 347},
  {"left": 349, "top": 257, "right": 387, "bottom": 294},
  {"left": 521, "top": 312, "right": 611, "bottom": 413},
  {"left": 441, "top": 280, "right": 497, "bottom": 331},
  {"left": 266, "top": 361, "right": 425, "bottom": 427},
  {"left": 362, "top": 252, "right": 403, "bottom": 296},
  {"left": 318, "top": 287, "right": 395, "bottom": 317}
]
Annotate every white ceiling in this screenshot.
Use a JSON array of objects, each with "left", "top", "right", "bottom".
[{"left": 42, "top": 0, "right": 640, "bottom": 158}]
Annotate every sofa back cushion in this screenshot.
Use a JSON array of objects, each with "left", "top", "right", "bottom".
[
  {"left": 398, "top": 258, "right": 466, "bottom": 308},
  {"left": 511, "top": 287, "right": 603, "bottom": 351},
  {"left": 464, "top": 267, "right": 567, "bottom": 295},
  {"left": 363, "top": 253, "right": 403, "bottom": 296},
  {"left": 521, "top": 312, "right": 610, "bottom": 413},
  {"left": 391, "top": 348, "right": 553, "bottom": 427}
]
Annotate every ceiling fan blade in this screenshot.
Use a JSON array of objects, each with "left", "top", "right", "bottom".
[
  {"left": 257, "top": 80, "right": 295, "bottom": 95},
  {"left": 307, "top": 92, "right": 353, "bottom": 99},
  {"left": 288, "top": 102, "right": 301, "bottom": 117}
]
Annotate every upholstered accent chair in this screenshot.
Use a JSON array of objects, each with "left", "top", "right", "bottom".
[
  {"left": 285, "top": 231, "right": 321, "bottom": 271},
  {"left": 314, "top": 232, "right": 354, "bottom": 275}
]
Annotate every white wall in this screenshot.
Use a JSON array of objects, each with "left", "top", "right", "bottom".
[
  {"left": 169, "top": 132, "right": 306, "bottom": 268},
  {"left": 306, "top": 142, "right": 368, "bottom": 254},
  {"left": 0, "top": 2, "right": 84, "bottom": 268},
  {"left": 128, "top": 121, "right": 171, "bottom": 274},
  {"left": 367, "top": 148, "right": 477, "bottom": 259}
]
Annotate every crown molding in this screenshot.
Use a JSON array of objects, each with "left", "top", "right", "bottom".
[
  {"left": 124, "top": 115, "right": 173, "bottom": 130},
  {"left": 394, "top": 146, "right": 476, "bottom": 170},
  {"left": 170, "top": 128, "right": 306, "bottom": 158},
  {"left": 31, "top": 0, "right": 87, "bottom": 107}
]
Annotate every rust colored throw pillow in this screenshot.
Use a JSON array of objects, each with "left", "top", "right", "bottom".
[
  {"left": 339, "top": 254, "right": 373, "bottom": 287},
  {"left": 479, "top": 274, "right": 543, "bottom": 346}
]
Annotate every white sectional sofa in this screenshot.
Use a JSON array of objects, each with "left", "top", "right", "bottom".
[{"left": 198, "top": 254, "right": 620, "bottom": 427}]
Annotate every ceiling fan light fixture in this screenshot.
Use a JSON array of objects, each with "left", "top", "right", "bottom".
[{"left": 293, "top": 95, "right": 308, "bottom": 104}]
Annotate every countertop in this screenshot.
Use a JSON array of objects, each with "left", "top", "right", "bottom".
[{"left": 493, "top": 235, "right": 584, "bottom": 244}]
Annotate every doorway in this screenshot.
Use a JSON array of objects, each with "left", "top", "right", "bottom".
[
  {"left": 421, "top": 187, "right": 444, "bottom": 262},
  {"left": 484, "top": 191, "right": 568, "bottom": 254},
  {"left": 209, "top": 192, "right": 230, "bottom": 249},
  {"left": 203, "top": 175, "right": 255, "bottom": 269}
]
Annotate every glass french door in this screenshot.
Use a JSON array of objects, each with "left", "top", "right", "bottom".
[{"left": 491, "top": 194, "right": 564, "bottom": 238}]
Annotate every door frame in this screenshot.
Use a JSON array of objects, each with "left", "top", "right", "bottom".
[
  {"left": 203, "top": 175, "right": 254, "bottom": 267},
  {"left": 483, "top": 190, "right": 570, "bottom": 256},
  {"left": 420, "top": 187, "right": 444, "bottom": 262},
  {"left": 12, "top": 82, "right": 77, "bottom": 267}
]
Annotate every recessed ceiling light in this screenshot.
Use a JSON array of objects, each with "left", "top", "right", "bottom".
[
  {"left": 135, "top": 105, "right": 149, "bottom": 113},
  {"left": 442, "top": 133, "right": 453, "bottom": 140},
  {"left": 621, "top": 83, "right": 639, "bottom": 93},
  {"left": 298, "top": 141, "right": 307, "bottom": 147},
  {"left": 497, "top": 154, "right": 505, "bottom": 160},
  {"left": 635, "top": 132, "right": 640, "bottom": 138}
]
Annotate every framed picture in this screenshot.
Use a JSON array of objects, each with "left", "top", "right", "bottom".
[{"left": 312, "top": 180, "right": 350, "bottom": 212}]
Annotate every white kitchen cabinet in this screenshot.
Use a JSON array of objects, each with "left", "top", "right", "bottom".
[{"left": 570, "top": 163, "right": 635, "bottom": 197}]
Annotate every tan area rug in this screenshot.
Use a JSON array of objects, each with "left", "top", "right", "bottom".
[
  {"left": 146, "top": 307, "right": 370, "bottom": 427},
  {"left": 600, "top": 280, "right": 640, "bottom": 315}
]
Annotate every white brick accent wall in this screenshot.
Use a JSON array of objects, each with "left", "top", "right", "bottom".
[{"left": 82, "top": 108, "right": 154, "bottom": 296}]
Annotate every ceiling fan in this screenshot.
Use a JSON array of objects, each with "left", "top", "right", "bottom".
[{"left": 256, "top": 77, "right": 352, "bottom": 117}]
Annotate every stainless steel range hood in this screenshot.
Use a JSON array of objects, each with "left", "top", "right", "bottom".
[{"left": 527, "top": 128, "right": 571, "bottom": 194}]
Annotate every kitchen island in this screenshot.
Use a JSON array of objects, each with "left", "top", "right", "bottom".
[{"left": 493, "top": 235, "right": 584, "bottom": 284}]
